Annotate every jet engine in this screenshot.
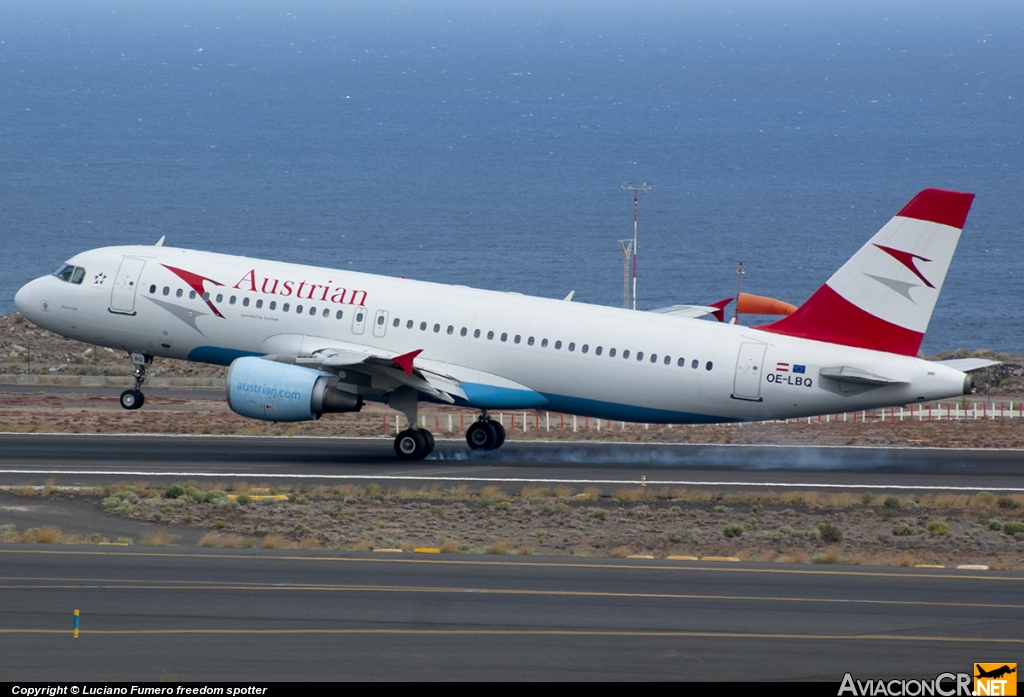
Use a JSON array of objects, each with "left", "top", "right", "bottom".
[{"left": 226, "top": 356, "right": 363, "bottom": 422}]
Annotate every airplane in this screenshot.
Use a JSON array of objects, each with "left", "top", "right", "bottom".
[{"left": 13, "top": 188, "right": 989, "bottom": 460}]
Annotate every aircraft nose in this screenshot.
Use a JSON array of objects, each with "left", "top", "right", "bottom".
[{"left": 14, "top": 277, "right": 43, "bottom": 317}]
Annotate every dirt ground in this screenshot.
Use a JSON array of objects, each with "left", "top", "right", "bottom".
[{"left": 4, "top": 483, "right": 1022, "bottom": 571}]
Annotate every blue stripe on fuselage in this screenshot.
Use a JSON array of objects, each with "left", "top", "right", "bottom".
[{"left": 188, "top": 346, "right": 263, "bottom": 366}]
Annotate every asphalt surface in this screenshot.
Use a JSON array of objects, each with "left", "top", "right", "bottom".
[
  {"left": 1, "top": 545, "right": 1020, "bottom": 681},
  {"left": 1, "top": 433, "right": 1023, "bottom": 492}
]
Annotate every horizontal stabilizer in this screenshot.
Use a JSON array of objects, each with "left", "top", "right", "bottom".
[
  {"left": 819, "top": 366, "right": 905, "bottom": 387},
  {"left": 932, "top": 358, "right": 1000, "bottom": 372}
]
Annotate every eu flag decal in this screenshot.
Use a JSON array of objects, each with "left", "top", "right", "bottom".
[{"left": 793, "top": 364, "right": 806, "bottom": 374}]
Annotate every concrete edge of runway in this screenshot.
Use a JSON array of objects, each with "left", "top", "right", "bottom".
[{"left": 2, "top": 430, "right": 1024, "bottom": 453}]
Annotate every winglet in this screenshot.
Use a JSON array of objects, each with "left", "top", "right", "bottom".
[
  {"left": 392, "top": 349, "right": 422, "bottom": 375},
  {"left": 709, "top": 298, "right": 733, "bottom": 323}
]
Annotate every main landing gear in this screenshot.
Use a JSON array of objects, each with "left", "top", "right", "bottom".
[
  {"left": 466, "top": 412, "right": 506, "bottom": 452},
  {"left": 119, "top": 352, "right": 150, "bottom": 411},
  {"left": 394, "top": 428, "right": 436, "bottom": 461}
]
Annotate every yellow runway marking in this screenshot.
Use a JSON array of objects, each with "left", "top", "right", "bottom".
[{"left": 0, "top": 628, "right": 1020, "bottom": 644}]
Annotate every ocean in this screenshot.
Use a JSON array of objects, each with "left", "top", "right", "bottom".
[{"left": 1, "top": 0, "right": 1022, "bottom": 353}]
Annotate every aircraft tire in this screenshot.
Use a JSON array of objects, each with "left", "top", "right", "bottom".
[
  {"left": 420, "top": 429, "right": 435, "bottom": 455},
  {"left": 119, "top": 389, "right": 144, "bottom": 411},
  {"left": 466, "top": 421, "right": 497, "bottom": 451},
  {"left": 490, "top": 420, "right": 506, "bottom": 449},
  {"left": 394, "top": 429, "right": 428, "bottom": 460}
]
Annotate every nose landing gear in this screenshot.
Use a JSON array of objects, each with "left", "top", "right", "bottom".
[{"left": 119, "top": 352, "right": 150, "bottom": 411}]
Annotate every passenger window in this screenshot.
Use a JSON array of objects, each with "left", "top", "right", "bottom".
[
  {"left": 555, "top": 341, "right": 562, "bottom": 350},
  {"left": 447, "top": 325, "right": 454, "bottom": 335},
  {"left": 163, "top": 287, "right": 170, "bottom": 296},
  {"left": 231, "top": 296, "right": 238, "bottom": 305},
  {"left": 650, "top": 354, "right": 657, "bottom": 363},
  {"left": 176, "top": 289, "right": 184, "bottom": 298},
  {"left": 433, "top": 323, "right": 440, "bottom": 333},
  {"left": 501, "top": 333, "right": 507, "bottom": 342},
  {"left": 407, "top": 320, "right": 413, "bottom": 329},
  {"left": 595, "top": 346, "right": 602, "bottom": 356},
  {"left": 149, "top": 285, "right": 157, "bottom": 294},
  {"left": 216, "top": 294, "right": 224, "bottom": 303},
  {"left": 335, "top": 310, "right": 343, "bottom": 319},
  {"left": 582, "top": 344, "right": 588, "bottom": 354},
  {"left": 296, "top": 304, "right": 303, "bottom": 313},
  {"left": 283, "top": 303, "right": 290, "bottom": 312},
  {"left": 541, "top": 338, "right": 548, "bottom": 348},
  {"left": 528, "top": 336, "right": 535, "bottom": 346},
  {"left": 393, "top": 318, "right": 400, "bottom": 327},
  {"left": 243, "top": 297, "right": 250, "bottom": 307},
  {"left": 474, "top": 329, "right": 481, "bottom": 338},
  {"left": 677, "top": 357, "right": 685, "bottom": 367},
  {"left": 270, "top": 301, "right": 277, "bottom": 311},
  {"left": 322, "top": 308, "right": 329, "bottom": 318},
  {"left": 664, "top": 355, "right": 670, "bottom": 365},
  {"left": 514, "top": 335, "right": 521, "bottom": 344},
  {"left": 460, "top": 327, "right": 467, "bottom": 337},
  {"left": 706, "top": 361, "right": 713, "bottom": 371},
  {"left": 420, "top": 322, "right": 427, "bottom": 331},
  {"left": 309, "top": 306, "right": 316, "bottom": 316},
  {"left": 637, "top": 352, "right": 644, "bottom": 361},
  {"left": 692, "top": 359, "right": 699, "bottom": 369},
  {"left": 609, "top": 348, "right": 616, "bottom": 357},
  {"left": 256, "top": 299, "right": 263, "bottom": 309},
  {"left": 204, "top": 292, "right": 211, "bottom": 301},
  {"left": 355, "top": 310, "right": 364, "bottom": 322},
  {"left": 378, "top": 315, "right": 386, "bottom": 325},
  {"left": 568, "top": 342, "right": 575, "bottom": 352},
  {"left": 623, "top": 350, "right": 630, "bottom": 359},
  {"left": 487, "top": 331, "right": 494, "bottom": 340}
]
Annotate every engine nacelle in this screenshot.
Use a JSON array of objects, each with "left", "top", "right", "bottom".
[{"left": 227, "top": 356, "right": 363, "bottom": 422}]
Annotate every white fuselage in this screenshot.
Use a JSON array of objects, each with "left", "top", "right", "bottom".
[{"left": 15, "top": 245, "right": 968, "bottom": 423}]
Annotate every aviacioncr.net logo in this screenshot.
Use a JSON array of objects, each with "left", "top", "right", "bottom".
[{"left": 839, "top": 673, "right": 973, "bottom": 696}]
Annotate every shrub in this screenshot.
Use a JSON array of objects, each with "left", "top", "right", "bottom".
[
  {"left": 997, "top": 497, "right": 1021, "bottom": 509},
  {"left": 587, "top": 508, "right": 606, "bottom": 520},
  {"left": 892, "top": 525, "right": 915, "bottom": 536},
  {"left": 1002, "top": 521, "right": 1024, "bottom": 536},
  {"left": 817, "top": 523, "right": 843, "bottom": 543},
  {"left": 883, "top": 496, "right": 901, "bottom": 509},
  {"left": 165, "top": 485, "right": 185, "bottom": 499},
  {"left": 926, "top": 520, "right": 949, "bottom": 536},
  {"left": 723, "top": 524, "right": 745, "bottom": 538}
]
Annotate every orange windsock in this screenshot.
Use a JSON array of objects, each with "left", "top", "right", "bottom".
[{"left": 737, "top": 292, "right": 797, "bottom": 317}]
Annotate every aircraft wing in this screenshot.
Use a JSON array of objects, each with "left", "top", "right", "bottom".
[
  {"left": 648, "top": 298, "right": 733, "bottom": 322},
  {"left": 261, "top": 334, "right": 466, "bottom": 403}
]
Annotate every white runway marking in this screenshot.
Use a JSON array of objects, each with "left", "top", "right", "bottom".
[{"left": 0, "top": 469, "right": 1022, "bottom": 491}]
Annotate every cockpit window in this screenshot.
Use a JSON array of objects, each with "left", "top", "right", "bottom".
[{"left": 53, "top": 264, "right": 86, "bottom": 284}]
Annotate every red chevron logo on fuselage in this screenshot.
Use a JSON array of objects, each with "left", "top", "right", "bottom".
[{"left": 162, "top": 264, "right": 226, "bottom": 318}]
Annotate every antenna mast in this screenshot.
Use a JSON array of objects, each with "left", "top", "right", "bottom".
[
  {"left": 621, "top": 183, "right": 651, "bottom": 310},
  {"left": 618, "top": 240, "right": 633, "bottom": 309}
]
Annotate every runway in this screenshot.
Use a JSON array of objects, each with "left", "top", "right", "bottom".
[
  {"left": 1, "top": 545, "right": 1021, "bottom": 681},
  {"left": 1, "top": 433, "right": 1023, "bottom": 492}
]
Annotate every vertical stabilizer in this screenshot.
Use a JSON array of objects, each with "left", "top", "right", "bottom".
[{"left": 756, "top": 188, "right": 974, "bottom": 355}]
